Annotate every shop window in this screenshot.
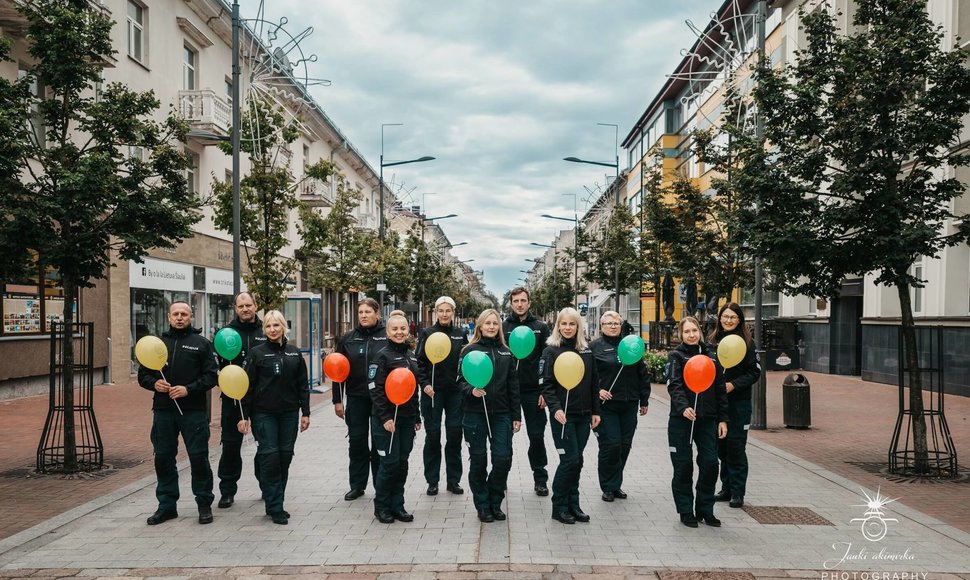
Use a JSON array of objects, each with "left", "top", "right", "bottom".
[{"left": 2, "top": 264, "right": 76, "bottom": 336}]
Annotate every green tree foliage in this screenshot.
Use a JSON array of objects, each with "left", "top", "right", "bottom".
[
  {"left": 299, "top": 173, "right": 378, "bottom": 333},
  {"left": 712, "top": 0, "right": 970, "bottom": 472},
  {"left": 0, "top": 2, "right": 198, "bottom": 471},
  {"left": 211, "top": 99, "right": 332, "bottom": 310},
  {"left": 531, "top": 264, "right": 574, "bottom": 320}
]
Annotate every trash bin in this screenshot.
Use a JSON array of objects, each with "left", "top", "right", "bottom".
[{"left": 782, "top": 373, "right": 811, "bottom": 429}]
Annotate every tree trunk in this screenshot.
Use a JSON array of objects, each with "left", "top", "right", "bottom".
[
  {"left": 62, "top": 282, "right": 77, "bottom": 472},
  {"left": 896, "top": 282, "right": 929, "bottom": 473}
]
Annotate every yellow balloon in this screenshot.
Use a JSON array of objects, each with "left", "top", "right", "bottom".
[
  {"left": 425, "top": 332, "right": 452, "bottom": 365},
  {"left": 553, "top": 351, "right": 585, "bottom": 391},
  {"left": 717, "top": 334, "right": 747, "bottom": 369},
  {"left": 219, "top": 365, "right": 250, "bottom": 400},
  {"left": 134, "top": 336, "right": 168, "bottom": 371}
]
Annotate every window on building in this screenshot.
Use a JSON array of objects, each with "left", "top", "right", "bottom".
[
  {"left": 185, "top": 150, "right": 199, "bottom": 194},
  {"left": 182, "top": 45, "right": 197, "bottom": 90},
  {"left": 225, "top": 78, "right": 233, "bottom": 106},
  {"left": 127, "top": 1, "right": 145, "bottom": 63},
  {"left": 2, "top": 262, "right": 77, "bottom": 336},
  {"left": 18, "top": 65, "right": 45, "bottom": 147},
  {"left": 740, "top": 287, "right": 780, "bottom": 319},
  {"left": 911, "top": 259, "right": 924, "bottom": 315}
]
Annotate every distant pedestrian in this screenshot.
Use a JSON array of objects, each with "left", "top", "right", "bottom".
[
  {"left": 458, "top": 308, "right": 520, "bottom": 523},
  {"left": 137, "top": 301, "right": 219, "bottom": 526},
  {"left": 591, "top": 311, "right": 650, "bottom": 502},
  {"left": 416, "top": 296, "right": 468, "bottom": 496},
  {"left": 502, "top": 287, "right": 551, "bottom": 496},
  {"left": 370, "top": 313, "right": 422, "bottom": 523},
  {"left": 667, "top": 316, "right": 728, "bottom": 528},
  {"left": 214, "top": 291, "right": 266, "bottom": 510},
  {"left": 541, "top": 307, "right": 600, "bottom": 524},
  {"left": 708, "top": 302, "right": 760, "bottom": 509},
  {"left": 238, "top": 310, "right": 310, "bottom": 525},
  {"left": 333, "top": 298, "right": 387, "bottom": 502}
]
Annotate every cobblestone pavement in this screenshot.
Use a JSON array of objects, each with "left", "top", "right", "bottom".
[{"left": 0, "top": 372, "right": 967, "bottom": 578}]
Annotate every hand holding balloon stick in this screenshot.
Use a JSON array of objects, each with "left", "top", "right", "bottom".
[
  {"left": 683, "top": 354, "right": 716, "bottom": 446},
  {"left": 135, "top": 336, "right": 183, "bottom": 416},
  {"left": 424, "top": 332, "right": 451, "bottom": 408},
  {"left": 323, "top": 353, "right": 351, "bottom": 421},
  {"left": 508, "top": 326, "right": 536, "bottom": 371},
  {"left": 607, "top": 335, "right": 645, "bottom": 393},
  {"left": 219, "top": 365, "right": 250, "bottom": 444},
  {"left": 385, "top": 368, "right": 416, "bottom": 454},
  {"left": 461, "top": 351, "right": 494, "bottom": 439},
  {"left": 553, "top": 351, "right": 585, "bottom": 438}
]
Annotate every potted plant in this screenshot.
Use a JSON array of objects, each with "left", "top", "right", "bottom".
[{"left": 642, "top": 350, "right": 669, "bottom": 384}]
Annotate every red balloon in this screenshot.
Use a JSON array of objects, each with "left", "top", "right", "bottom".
[
  {"left": 386, "top": 367, "right": 416, "bottom": 406},
  {"left": 323, "top": 353, "right": 350, "bottom": 383},
  {"left": 684, "top": 354, "right": 715, "bottom": 394}
]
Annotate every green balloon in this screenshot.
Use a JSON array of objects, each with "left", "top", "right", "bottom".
[
  {"left": 617, "top": 335, "right": 645, "bottom": 366},
  {"left": 508, "top": 326, "right": 536, "bottom": 360},
  {"left": 461, "top": 350, "right": 494, "bottom": 389},
  {"left": 214, "top": 327, "right": 242, "bottom": 361}
]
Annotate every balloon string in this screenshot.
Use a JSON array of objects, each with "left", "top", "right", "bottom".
[
  {"left": 341, "top": 381, "right": 347, "bottom": 424},
  {"left": 387, "top": 405, "right": 399, "bottom": 455},
  {"left": 561, "top": 390, "right": 569, "bottom": 438},
  {"left": 430, "top": 364, "right": 435, "bottom": 409},
  {"left": 237, "top": 398, "right": 252, "bottom": 449},
  {"left": 482, "top": 393, "right": 492, "bottom": 440},
  {"left": 607, "top": 366, "right": 623, "bottom": 393},
  {"left": 688, "top": 392, "right": 698, "bottom": 447},
  {"left": 515, "top": 360, "right": 519, "bottom": 372},
  {"left": 159, "top": 369, "right": 183, "bottom": 416}
]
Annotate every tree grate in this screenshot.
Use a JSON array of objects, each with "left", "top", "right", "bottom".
[
  {"left": 0, "top": 459, "right": 144, "bottom": 480},
  {"left": 742, "top": 505, "right": 834, "bottom": 525},
  {"left": 846, "top": 461, "right": 970, "bottom": 484}
]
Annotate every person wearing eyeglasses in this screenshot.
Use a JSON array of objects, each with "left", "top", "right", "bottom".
[
  {"left": 590, "top": 311, "right": 650, "bottom": 503},
  {"left": 707, "top": 302, "right": 760, "bottom": 509}
]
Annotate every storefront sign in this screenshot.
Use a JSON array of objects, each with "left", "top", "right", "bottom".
[
  {"left": 129, "top": 258, "right": 193, "bottom": 292},
  {"left": 206, "top": 267, "right": 245, "bottom": 295}
]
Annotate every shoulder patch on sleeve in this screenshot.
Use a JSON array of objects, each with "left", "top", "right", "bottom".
[{"left": 368, "top": 364, "right": 378, "bottom": 380}]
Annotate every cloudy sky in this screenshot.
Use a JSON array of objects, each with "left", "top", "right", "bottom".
[{"left": 256, "top": 0, "right": 714, "bottom": 298}]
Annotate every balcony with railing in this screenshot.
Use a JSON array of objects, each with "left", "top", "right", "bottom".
[
  {"left": 299, "top": 177, "right": 334, "bottom": 208},
  {"left": 179, "top": 90, "right": 231, "bottom": 143}
]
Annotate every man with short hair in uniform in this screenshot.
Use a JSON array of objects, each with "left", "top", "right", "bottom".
[
  {"left": 137, "top": 301, "right": 219, "bottom": 525},
  {"left": 214, "top": 291, "right": 266, "bottom": 508},
  {"left": 502, "top": 287, "right": 552, "bottom": 496}
]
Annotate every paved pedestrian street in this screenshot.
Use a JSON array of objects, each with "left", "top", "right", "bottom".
[{"left": 0, "top": 388, "right": 967, "bottom": 579}]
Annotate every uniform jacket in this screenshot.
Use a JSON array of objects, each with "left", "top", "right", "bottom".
[
  {"left": 241, "top": 338, "right": 310, "bottom": 417},
  {"left": 334, "top": 322, "right": 388, "bottom": 402},
  {"left": 137, "top": 326, "right": 218, "bottom": 412},
  {"left": 502, "top": 312, "right": 550, "bottom": 391},
  {"left": 457, "top": 337, "right": 521, "bottom": 420},
  {"left": 539, "top": 338, "right": 600, "bottom": 418},
  {"left": 416, "top": 322, "right": 468, "bottom": 395},
  {"left": 590, "top": 335, "right": 651, "bottom": 406},
  {"left": 667, "top": 341, "right": 729, "bottom": 421},
  {"left": 369, "top": 340, "right": 421, "bottom": 424}
]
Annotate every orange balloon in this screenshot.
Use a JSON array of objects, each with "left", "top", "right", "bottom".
[
  {"left": 684, "top": 354, "right": 715, "bottom": 394},
  {"left": 386, "top": 367, "right": 416, "bottom": 406},
  {"left": 324, "top": 353, "right": 350, "bottom": 383}
]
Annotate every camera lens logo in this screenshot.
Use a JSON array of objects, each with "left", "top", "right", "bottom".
[{"left": 850, "top": 487, "right": 898, "bottom": 542}]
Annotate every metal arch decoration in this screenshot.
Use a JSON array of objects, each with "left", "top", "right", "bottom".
[
  {"left": 238, "top": 0, "right": 331, "bottom": 149},
  {"left": 669, "top": 0, "right": 760, "bottom": 137}
]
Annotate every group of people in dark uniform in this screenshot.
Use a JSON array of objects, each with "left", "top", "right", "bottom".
[{"left": 136, "top": 286, "right": 758, "bottom": 530}]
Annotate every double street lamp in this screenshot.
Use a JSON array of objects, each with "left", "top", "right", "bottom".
[
  {"left": 564, "top": 122, "right": 620, "bottom": 312},
  {"left": 379, "top": 123, "right": 435, "bottom": 312}
]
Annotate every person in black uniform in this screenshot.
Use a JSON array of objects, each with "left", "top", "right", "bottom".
[
  {"left": 237, "top": 310, "right": 310, "bottom": 525},
  {"left": 502, "top": 287, "right": 551, "bottom": 496},
  {"left": 333, "top": 298, "right": 387, "bottom": 501},
  {"left": 667, "top": 316, "right": 729, "bottom": 528},
  {"left": 416, "top": 296, "right": 469, "bottom": 495},
  {"left": 590, "top": 311, "right": 650, "bottom": 502},
  {"left": 215, "top": 291, "right": 266, "bottom": 509},
  {"left": 708, "top": 302, "right": 759, "bottom": 508},
  {"left": 369, "top": 313, "right": 422, "bottom": 523},
  {"left": 458, "top": 308, "right": 520, "bottom": 523},
  {"left": 540, "top": 307, "right": 600, "bottom": 524},
  {"left": 137, "top": 301, "right": 219, "bottom": 526}
]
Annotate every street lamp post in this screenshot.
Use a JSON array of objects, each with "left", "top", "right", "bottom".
[
  {"left": 419, "top": 213, "right": 457, "bottom": 325},
  {"left": 564, "top": 122, "right": 620, "bottom": 312},
  {"left": 379, "top": 123, "right": 434, "bottom": 313},
  {"left": 231, "top": 0, "right": 241, "bottom": 295},
  {"left": 541, "top": 213, "right": 580, "bottom": 311}
]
